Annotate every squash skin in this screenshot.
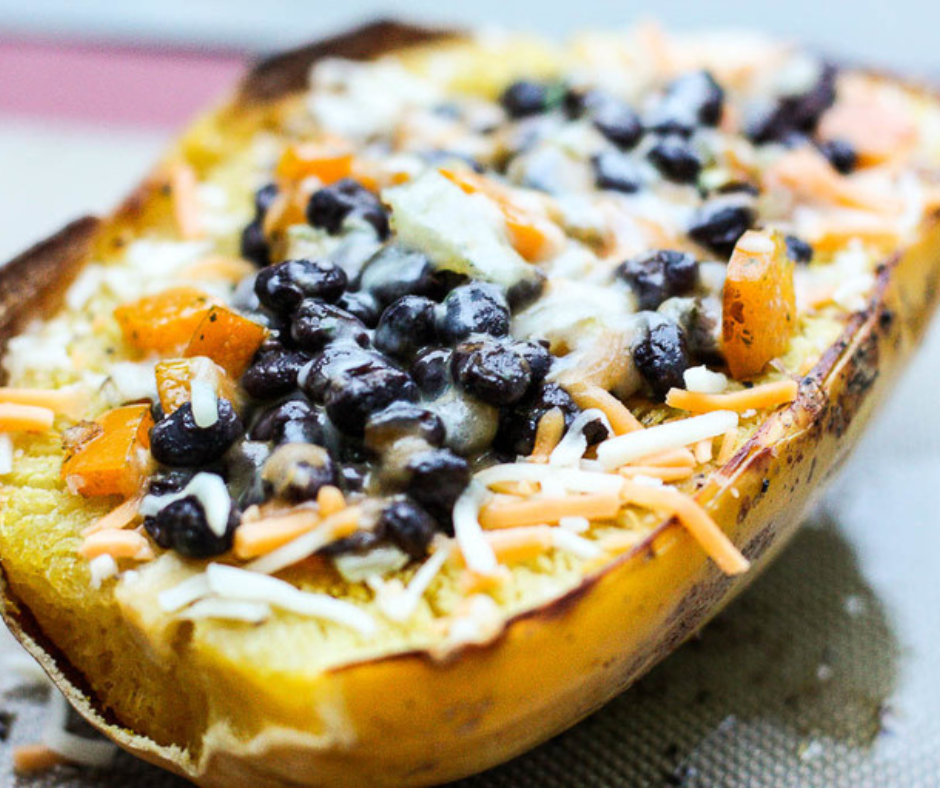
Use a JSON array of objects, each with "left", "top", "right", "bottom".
[{"left": 1, "top": 21, "right": 940, "bottom": 788}]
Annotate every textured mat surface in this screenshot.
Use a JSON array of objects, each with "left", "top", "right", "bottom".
[{"left": 2, "top": 311, "right": 939, "bottom": 788}]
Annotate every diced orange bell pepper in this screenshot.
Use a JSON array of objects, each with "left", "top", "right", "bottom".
[
  {"left": 275, "top": 142, "right": 353, "bottom": 185},
  {"left": 155, "top": 356, "right": 237, "bottom": 414},
  {"left": 722, "top": 230, "right": 797, "bottom": 379},
  {"left": 114, "top": 287, "right": 218, "bottom": 354},
  {"left": 439, "top": 168, "right": 558, "bottom": 261},
  {"left": 184, "top": 305, "right": 268, "bottom": 378},
  {"left": 61, "top": 404, "right": 153, "bottom": 498}
]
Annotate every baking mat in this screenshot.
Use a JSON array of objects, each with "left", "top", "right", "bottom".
[{"left": 2, "top": 322, "right": 938, "bottom": 788}]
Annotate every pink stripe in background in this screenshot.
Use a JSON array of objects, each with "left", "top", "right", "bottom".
[{"left": 0, "top": 39, "right": 248, "bottom": 128}]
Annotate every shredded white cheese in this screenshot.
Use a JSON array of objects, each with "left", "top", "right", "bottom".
[
  {"left": 157, "top": 573, "right": 212, "bottom": 613},
  {"left": 0, "top": 433, "right": 13, "bottom": 475},
  {"left": 376, "top": 541, "right": 453, "bottom": 623},
  {"left": 549, "top": 408, "right": 611, "bottom": 467},
  {"left": 206, "top": 564, "right": 377, "bottom": 635},
  {"left": 181, "top": 598, "right": 271, "bottom": 623},
  {"left": 597, "top": 410, "right": 740, "bottom": 470},
  {"left": 683, "top": 365, "right": 729, "bottom": 394},
  {"left": 474, "top": 463, "right": 624, "bottom": 495},
  {"left": 334, "top": 545, "right": 410, "bottom": 583},
  {"left": 452, "top": 481, "right": 498, "bottom": 575},
  {"left": 88, "top": 554, "right": 118, "bottom": 589},
  {"left": 141, "top": 472, "right": 231, "bottom": 537},
  {"left": 244, "top": 515, "right": 357, "bottom": 576},
  {"left": 190, "top": 379, "right": 219, "bottom": 428}
]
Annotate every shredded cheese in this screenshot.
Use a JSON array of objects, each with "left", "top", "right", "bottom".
[
  {"left": 566, "top": 383, "right": 644, "bottom": 434},
  {"left": 682, "top": 366, "right": 729, "bottom": 394},
  {"left": 190, "top": 379, "right": 219, "bottom": 428},
  {"left": 140, "top": 472, "right": 231, "bottom": 537},
  {"left": 479, "top": 492, "right": 622, "bottom": 530},
  {"left": 549, "top": 408, "right": 611, "bottom": 467},
  {"left": 377, "top": 541, "right": 453, "bottom": 622},
  {"left": 88, "top": 554, "right": 119, "bottom": 589},
  {"left": 596, "top": 411, "right": 740, "bottom": 470},
  {"left": 0, "top": 385, "right": 88, "bottom": 418},
  {"left": 0, "top": 403, "right": 55, "bottom": 433},
  {"left": 245, "top": 506, "right": 361, "bottom": 575},
  {"left": 205, "top": 564, "right": 377, "bottom": 635},
  {"left": 0, "top": 432, "right": 13, "bottom": 475},
  {"left": 181, "top": 598, "right": 270, "bottom": 623},
  {"left": 666, "top": 380, "right": 799, "bottom": 413},
  {"left": 82, "top": 496, "right": 141, "bottom": 536},
  {"left": 170, "top": 163, "right": 204, "bottom": 240},
  {"left": 78, "top": 530, "right": 153, "bottom": 562},
  {"left": 529, "top": 407, "right": 565, "bottom": 462},
  {"left": 233, "top": 507, "right": 321, "bottom": 560},
  {"left": 475, "top": 463, "right": 623, "bottom": 495},
  {"left": 452, "top": 481, "right": 498, "bottom": 575},
  {"left": 620, "top": 480, "right": 750, "bottom": 575}
]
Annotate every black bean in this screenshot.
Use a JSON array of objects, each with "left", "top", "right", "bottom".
[
  {"left": 291, "top": 300, "right": 369, "bottom": 352},
  {"left": 356, "top": 246, "right": 444, "bottom": 307},
  {"left": 617, "top": 249, "right": 700, "bottom": 311},
  {"left": 494, "top": 382, "right": 580, "bottom": 456},
  {"left": 819, "top": 138, "right": 857, "bottom": 175},
  {"left": 300, "top": 344, "right": 388, "bottom": 403},
  {"left": 143, "top": 496, "right": 237, "bottom": 558},
  {"left": 150, "top": 400, "right": 242, "bottom": 467},
  {"left": 514, "top": 339, "right": 552, "bottom": 386},
  {"left": 336, "top": 290, "right": 381, "bottom": 327},
  {"left": 146, "top": 468, "right": 198, "bottom": 497},
  {"left": 406, "top": 448, "right": 471, "bottom": 527},
  {"left": 325, "top": 366, "right": 418, "bottom": 436},
  {"left": 451, "top": 340, "right": 532, "bottom": 406},
  {"left": 647, "top": 71, "right": 724, "bottom": 135},
  {"left": 633, "top": 319, "right": 690, "bottom": 400},
  {"left": 746, "top": 61, "right": 837, "bottom": 143},
  {"left": 254, "top": 258, "right": 347, "bottom": 314},
  {"left": 242, "top": 347, "right": 309, "bottom": 399},
  {"left": 263, "top": 443, "right": 337, "bottom": 503},
  {"left": 374, "top": 295, "right": 438, "bottom": 360},
  {"left": 592, "top": 100, "right": 643, "bottom": 150},
  {"left": 592, "top": 150, "right": 643, "bottom": 193},
  {"left": 249, "top": 398, "right": 326, "bottom": 445},
  {"left": 306, "top": 178, "right": 389, "bottom": 239},
  {"left": 224, "top": 438, "right": 270, "bottom": 509},
  {"left": 379, "top": 496, "right": 438, "bottom": 559},
  {"left": 785, "top": 234, "right": 814, "bottom": 265},
  {"left": 437, "top": 283, "right": 510, "bottom": 344},
  {"left": 500, "top": 81, "right": 550, "bottom": 118},
  {"left": 506, "top": 270, "right": 546, "bottom": 311},
  {"left": 364, "top": 402, "right": 445, "bottom": 452},
  {"left": 240, "top": 219, "right": 270, "bottom": 267},
  {"left": 687, "top": 200, "right": 755, "bottom": 257},
  {"left": 647, "top": 136, "right": 702, "bottom": 184},
  {"left": 410, "top": 348, "right": 452, "bottom": 397}
]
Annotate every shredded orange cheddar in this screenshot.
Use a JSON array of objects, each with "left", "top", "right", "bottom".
[
  {"left": 529, "top": 407, "right": 565, "bottom": 462},
  {"left": 13, "top": 744, "right": 64, "bottom": 774},
  {"left": 79, "top": 529, "right": 154, "bottom": 561},
  {"left": 618, "top": 465, "right": 695, "bottom": 482},
  {"left": 717, "top": 428, "right": 739, "bottom": 465},
  {"left": 169, "top": 163, "right": 204, "bottom": 240},
  {"left": 454, "top": 526, "right": 555, "bottom": 567},
  {"left": 0, "top": 403, "right": 55, "bottom": 433},
  {"left": 82, "top": 496, "right": 141, "bottom": 536},
  {"left": 0, "top": 386, "right": 87, "bottom": 418},
  {"left": 626, "top": 447, "right": 696, "bottom": 468},
  {"left": 316, "top": 485, "right": 346, "bottom": 517},
  {"left": 276, "top": 141, "right": 354, "bottom": 184},
  {"left": 233, "top": 505, "right": 361, "bottom": 560},
  {"left": 666, "top": 380, "right": 799, "bottom": 413},
  {"left": 566, "top": 383, "right": 643, "bottom": 434},
  {"left": 620, "top": 480, "right": 749, "bottom": 575},
  {"left": 479, "top": 492, "right": 621, "bottom": 530}
]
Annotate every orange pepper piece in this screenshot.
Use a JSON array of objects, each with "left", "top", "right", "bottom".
[
  {"left": 61, "top": 404, "right": 153, "bottom": 498},
  {"left": 722, "top": 230, "right": 797, "bottom": 379},
  {"left": 275, "top": 142, "right": 353, "bottom": 185},
  {"left": 114, "top": 287, "right": 217, "bottom": 354},
  {"left": 184, "top": 305, "right": 268, "bottom": 378},
  {"left": 155, "top": 356, "right": 237, "bottom": 414}
]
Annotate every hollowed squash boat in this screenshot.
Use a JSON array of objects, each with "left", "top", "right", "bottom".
[{"left": 1, "top": 19, "right": 939, "bottom": 788}]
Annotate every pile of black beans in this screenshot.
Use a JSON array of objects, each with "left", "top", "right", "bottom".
[{"left": 145, "top": 178, "right": 608, "bottom": 562}]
